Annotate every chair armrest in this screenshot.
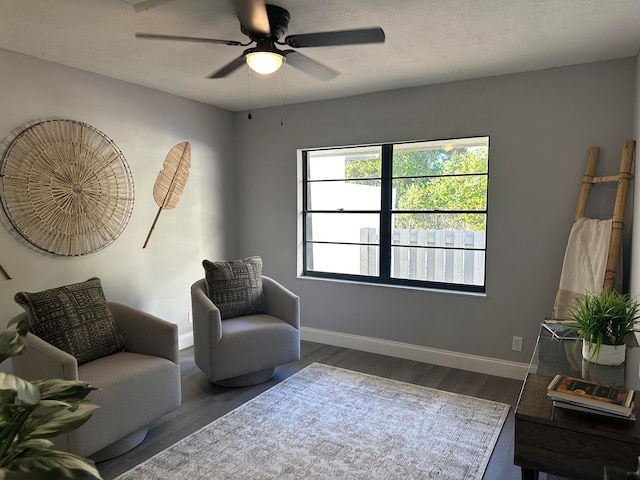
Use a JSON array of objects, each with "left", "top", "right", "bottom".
[
  {"left": 10, "top": 313, "right": 78, "bottom": 381},
  {"left": 190, "top": 279, "right": 222, "bottom": 346},
  {"left": 262, "top": 276, "right": 300, "bottom": 329},
  {"left": 108, "top": 301, "right": 178, "bottom": 364}
]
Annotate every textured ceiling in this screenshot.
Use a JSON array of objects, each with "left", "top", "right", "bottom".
[{"left": 1, "top": 0, "right": 639, "bottom": 111}]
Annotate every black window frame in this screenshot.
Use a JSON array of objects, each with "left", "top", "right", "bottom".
[{"left": 302, "top": 137, "right": 489, "bottom": 293}]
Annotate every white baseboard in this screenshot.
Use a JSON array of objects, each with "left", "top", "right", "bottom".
[
  {"left": 179, "top": 331, "right": 194, "bottom": 350},
  {"left": 301, "top": 327, "right": 528, "bottom": 380}
]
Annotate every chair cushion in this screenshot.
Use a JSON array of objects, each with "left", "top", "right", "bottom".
[
  {"left": 14, "top": 277, "right": 126, "bottom": 365},
  {"left": 71, "top": 351, "right": 181, "bottom": 457},
  {"left": 202, "top": 256, "right": 265, "bottom": 320},
  {"left": 209, "top": 314, "right": 300, "bottom": 382}
]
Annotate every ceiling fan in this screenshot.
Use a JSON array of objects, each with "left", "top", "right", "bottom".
[{"left": 134, "top": 0, "right": 385, "bottom": 81}]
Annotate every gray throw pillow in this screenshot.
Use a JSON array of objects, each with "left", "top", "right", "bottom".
[
  {"left": 202, "top": 256, "right": 265, "bottom": 319},
  {"left": 14, "top": 277, "right": 126, "bottom": 365}
]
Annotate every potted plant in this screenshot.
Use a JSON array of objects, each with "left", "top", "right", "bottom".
[
  {"left": 567, "top": 290, "right": 640, "bottom": 366},
  {"left": 0, "top": 318, "right": 102, "bottom": 480}
]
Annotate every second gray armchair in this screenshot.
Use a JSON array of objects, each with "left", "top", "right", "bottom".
[{"left": 191, "top": 262, "right": 300, "bottom": 387}]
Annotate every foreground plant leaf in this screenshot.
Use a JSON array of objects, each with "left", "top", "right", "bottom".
[
  {"left": 0, "top": 316, "right": 103, "bottom": 479},
  {"left": 0, "top": 373, "right": 39, "bottom": 405},
  {"left": 35, "top": 379, "right": 97, "bottom": 402},
  {"left": 0, "top": 320, "right": 28, "bottom": 365},
  {"left": 6, "top": 448, "right": 101, "bottom": 479},
  {"left": 24, "top": 402, "right": 99, "bottom": 439}
]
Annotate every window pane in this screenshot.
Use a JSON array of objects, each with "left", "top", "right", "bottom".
[
  {"left": 392, "top": 175, "right": 487, "bottom": 211},
  {"left": 393, "top": 137, "right": 488, "bottom": 177},
  {"left": 307, "top": 146, "right": 381, "bottom": 180},
  {"left": 307, "top": 180, "right": 381, "bottom": 211},
  {"left": 391, "top": 213, "right": 486, "bottom": 237},
  {"left": 306, "top": 213, "right": 379, "bottom": 243},
  {"left": 307, "top": 243, "right": 379, "bottom": 276},
  {"left": 302, "top": 136, "right": 488, "bottom": 292},
  {"left": 391, "top": 246, "right": 485, "bottom": 285}
]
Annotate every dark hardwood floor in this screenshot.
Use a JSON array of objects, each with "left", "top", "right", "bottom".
[{"left": 97, "top": 341, "right": 567, "bottom": 480}]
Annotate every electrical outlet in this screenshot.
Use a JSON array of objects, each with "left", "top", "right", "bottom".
[
  {"left": 187, "top": 311, "right": 193, "bottom": 324},
  {"left": 512, "top": 336, "right": 523, "bottom": 352}
]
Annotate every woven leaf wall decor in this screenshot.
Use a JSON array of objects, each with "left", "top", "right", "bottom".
[
  {"left": 143, "top": 141, "right": 191, "bottom": 248},
  {"left": 0, "top": 119, "right": 134, "bottom": 256}
]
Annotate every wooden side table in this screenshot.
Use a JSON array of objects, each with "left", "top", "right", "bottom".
[{"left": 514, "top": 328, "right": 640, "bottom": 479}]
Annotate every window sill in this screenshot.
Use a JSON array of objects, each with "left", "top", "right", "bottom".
[{"left": 297, "top": 274, "right": 487, "bottom": 298}]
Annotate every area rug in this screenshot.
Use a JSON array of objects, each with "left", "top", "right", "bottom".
[{"left": 115, "top": 363, "right": 510, "bottom": 480}]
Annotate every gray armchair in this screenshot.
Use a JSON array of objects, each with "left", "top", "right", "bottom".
[
  {"left": 191, "top": 275, "right": 300, "bottom": 387},
  {"left": 11, "top": 301, "right": 181, "bottom": 462}
]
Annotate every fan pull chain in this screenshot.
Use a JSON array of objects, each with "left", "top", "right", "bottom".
[
  {"left": 247, "top": 68, "right": 253, "bottom": 120},
  {"left": 279, "top": 69, "right": 284, "bottom": 126}
]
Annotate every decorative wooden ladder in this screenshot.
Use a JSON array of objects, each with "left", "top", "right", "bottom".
[{"left": 573, "top": 140, "right": 635, "bottom": 292}]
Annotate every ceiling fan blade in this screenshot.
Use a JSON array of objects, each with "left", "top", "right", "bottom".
[
  {"left": 207, "top": 55, "right": 247, "bottom": 78},
  {"left": 230, "top": 0, "right": 270, "bottom": 34},
  {"left": 132, "top": 0, "right": 177, "bottom": 13},
  {"left": 135, "top": 33, "right": 242, "bottom": 46},
  {"left": 285, "top": 27, "right": 385, "bottom": 48},
  {"left": 284, "top": 51, "right": 338, "bottom": 81}
]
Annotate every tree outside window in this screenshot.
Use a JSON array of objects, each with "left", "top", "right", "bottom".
[{"left": 303, "top": 136, "right": 489, "bottom": 292}]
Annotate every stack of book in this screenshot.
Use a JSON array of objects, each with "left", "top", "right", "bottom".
[{"left": 547, "top": 375, "right": 635, "bottom": 419}]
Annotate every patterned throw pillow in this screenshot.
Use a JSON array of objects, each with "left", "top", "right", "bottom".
[
  {"left": 202, "top": 256, "right": 265, "bottom": 320},
  {"left": 14, "top": 277, "right": 126, "bottom": 365}
]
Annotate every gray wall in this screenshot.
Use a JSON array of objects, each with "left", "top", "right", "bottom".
[
  {"left": 0, "top": 47, "right": 636, "bottom": 374},
  {"left": 0, "top": 48, "right": 238, "bottom": 347},
  {"left": 234, "top": 57, "right": 636, "bottom": 365},
  {"left": 631, "top": 57, "right": 640, "bottom": 303}
]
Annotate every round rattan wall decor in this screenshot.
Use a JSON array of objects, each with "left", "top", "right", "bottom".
[{"left": 0, "top": 119, "right": 135, "bottom": 256}]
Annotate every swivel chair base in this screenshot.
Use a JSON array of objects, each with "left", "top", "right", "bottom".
[{"left": 213, "top": 367, "right": 275, "bottom": 387}]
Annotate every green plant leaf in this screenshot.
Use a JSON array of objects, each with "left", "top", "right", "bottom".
[
  {"left": 0, "top": 373, "right": 39, "bottom": 405},
  {"left": 7, "top": 448, "right": 101, "bottom": 479},
  {"left": 0, "top": 321, "right": 101, "bottom": 479},
  {"left": 14, "top": 438, "right": 54, "bottom": 451},
  {"left": 0, "top": 390, "right": 17, "bottom": 405},
  {"left": 23, "top": 402, "right": 99, "bottom": 439},
  {"left": 6, "top": 439, "right": 55, "bottom": 464},
  {"left": 567, "top": 290, "right": 640, "bottom": 353},
  {"left": 34, "top": 379, "right": 97, "bottom": 402},
  {"left": 0, "top": 320, "right": 28, "bottom": 365}
]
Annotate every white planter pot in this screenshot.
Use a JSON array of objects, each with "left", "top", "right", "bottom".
[{"left": 582, "top": 340, "right": 626, "bottom": 366}]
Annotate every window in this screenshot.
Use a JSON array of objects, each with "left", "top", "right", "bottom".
[{"left": 302, "top": 136, "right": 489, "bottom": 292}]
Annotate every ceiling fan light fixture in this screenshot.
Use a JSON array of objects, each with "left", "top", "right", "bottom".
[{"left": 245, "top": 51, "right": 285, "bottom": 75}]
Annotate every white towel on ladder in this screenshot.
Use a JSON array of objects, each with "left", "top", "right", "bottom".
[{"left": 552, "top": 217, "right": 612, "bottom": 319}]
